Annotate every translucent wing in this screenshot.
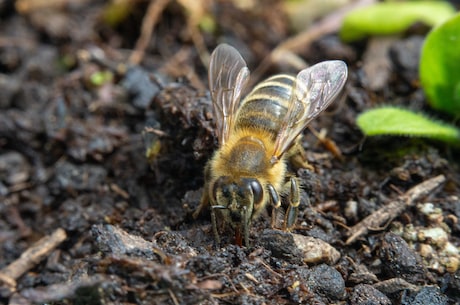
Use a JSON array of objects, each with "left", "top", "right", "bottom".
[
  {"left": 271, "top": 60, "right": 348, "bottom": 163},
  {"left": 209, "top": 44, "right": 250, "bottom": 146}
]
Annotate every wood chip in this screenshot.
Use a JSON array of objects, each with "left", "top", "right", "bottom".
[{"left": 346, "top": 175, "right": 446, "bottom": 245}]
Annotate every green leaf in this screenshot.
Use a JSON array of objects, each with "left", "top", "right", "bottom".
[
  {"left": 356, "top": 107, "right": 460, "bottom": 144},
  {"left": 340, "top": 1, "right": 455, "bottom": 42},
  {"left": 420, "top": 13, "right": 460, "bottom": 116}
]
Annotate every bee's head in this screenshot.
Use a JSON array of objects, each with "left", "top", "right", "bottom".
[{"left": 211, "top": 176, "right": 263, "bottom": 225}]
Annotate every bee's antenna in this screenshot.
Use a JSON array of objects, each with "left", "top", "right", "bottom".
[{"left": 212, "top": 205, "right": 227, "bottom": 210}]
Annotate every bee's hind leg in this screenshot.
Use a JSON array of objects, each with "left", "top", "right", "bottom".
[{"left": 284, "top": 176, "right": 300, "bottom": 230}]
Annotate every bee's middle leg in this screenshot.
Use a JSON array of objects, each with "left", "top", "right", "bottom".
[
  {"left": 288, "top": 141, "right": 314, "bottom": 171},
  {"left": 267, "top": 184, "right": 281, "bottom": 228},
  {"left": 284, "top": 176, "right": 300, "bottom": 230}
]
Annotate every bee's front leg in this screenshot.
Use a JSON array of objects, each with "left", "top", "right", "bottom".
[
  {"left": 210, "top": 206, "right": 221, "bottom": 246},
  {"left": 241, "top": 209, "right": 250, "bottom": 247},
  {"left": 284, "top": 176, "right": 300, "bottom": 230}
]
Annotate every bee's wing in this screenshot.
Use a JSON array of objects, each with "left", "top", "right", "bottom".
[
  {"left": 272, "top": 60, "right": 348, "bottom": 162},
  {"left": 209, "top": 44, "right": 250, "bottom": 146}
]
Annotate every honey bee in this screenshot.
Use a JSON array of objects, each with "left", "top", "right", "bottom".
[{"left": 193, "top": 44, "right": 348, "bottom": 246}]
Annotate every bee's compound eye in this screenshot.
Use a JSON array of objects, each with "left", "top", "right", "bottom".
[
  {"left": 212, "top": 176, "right": 230, "bottom": 202},
  {"left": 245, "top": 178, "right": 263, "bottom": 205}
]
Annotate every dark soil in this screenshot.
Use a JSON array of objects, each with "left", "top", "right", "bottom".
[{"left": 1, "top": 1, "right": 459, "bottom": 304}]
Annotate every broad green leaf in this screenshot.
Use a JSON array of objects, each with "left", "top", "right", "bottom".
[
  {"left": 420, "top": 13, "right": 460, "bottom": 116},
  {"left": 340, "top": 1, "right": 455, "bottom": 42},
  {"left": 356, "top": 107, "right": 460, "bottom": 144}
]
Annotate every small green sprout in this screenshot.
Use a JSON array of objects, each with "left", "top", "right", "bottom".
[
  {"left": 102, "top": 0, "right": 134, "bottom": 27},
  {"left": 90, "top": 71, "right": 114, "bottom": 87}
]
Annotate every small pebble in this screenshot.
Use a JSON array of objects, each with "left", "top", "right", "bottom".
[
  {"left": 307, "top": 264, "right": 345, "bottom": 300},
  {"left": 379, "top": 232, "right": 425, "bottom": 281},
  {"left": 260, "top": 229, "right": 340, "bottom": 264}
]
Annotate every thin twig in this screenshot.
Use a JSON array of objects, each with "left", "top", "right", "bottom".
[
  {"left": 345, "top": 175, "right": 446, "bottom": 245},
  {"left": 168, "top": 288, "right": 180, "bottom": 305},
  {"left": 198, "top": 273, "right": 239, "bottom": 293},
  {"left": 0, "top": 228, "right": 67, "bottom": 290},
  {"left": 129, "top": 0, "right": 171, "bottom": 65},
  {"left": 250, "top": 0, "right": 375, "bottom": 86},
  {"left": 15, "top": 0, "right": 90, "bottom": 14}
]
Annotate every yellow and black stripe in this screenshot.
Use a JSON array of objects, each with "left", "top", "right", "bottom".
[{"left": 235, "top": 75, "right": 295, "bottom": 138}]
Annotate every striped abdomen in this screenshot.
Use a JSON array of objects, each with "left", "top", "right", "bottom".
[{"left": 235, "top": 74, "right": 295, "bottom": 139}]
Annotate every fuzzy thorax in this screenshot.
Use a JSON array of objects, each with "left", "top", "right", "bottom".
[{"left": 209, "top": 128, "right": 287, "bottom": 193}]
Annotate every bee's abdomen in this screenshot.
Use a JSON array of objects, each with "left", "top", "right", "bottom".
[{"left": 235, "top": 75, "right": 295, "bottom": 137}]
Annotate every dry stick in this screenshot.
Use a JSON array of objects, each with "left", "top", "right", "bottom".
[
  {"left": 0, "top": 228, "right": 67, "bottom": 290},
  {"left": 129, "top": 0, "right": 171, "bottom": 65},
  {"left": 346, "top": 175, "right": 446, "bottom": 245},
  {"left": 249, "top": 0, "right": 376, "bottom": 87},
  {"left": 15, "top": 0, "right": 89, "bottom": 14}
]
